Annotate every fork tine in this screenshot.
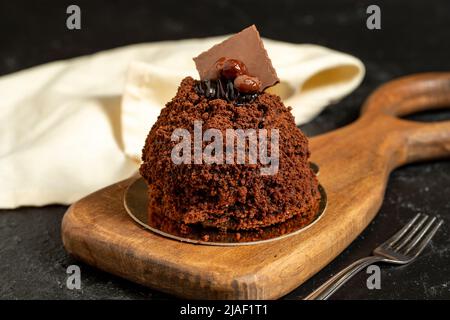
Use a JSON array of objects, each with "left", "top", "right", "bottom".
[
  {"left": 395, "top": 215, "right": 429, "bottom": 251},
  {"left": 385, "top": 213, "right": 421, "bottom": 247},
  {"left": 404, "top": 217, "right": 437, "bottom": 254},
  {"left": 408, "top": 219, "right": 444, "bottom": 258}
]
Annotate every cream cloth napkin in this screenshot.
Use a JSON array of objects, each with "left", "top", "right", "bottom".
[{"left": 0, "top": 36, "right": 364, "bottom": 209}]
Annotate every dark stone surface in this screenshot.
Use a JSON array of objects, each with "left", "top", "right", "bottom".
[{"left": 1, "top": 0, "right": 449, "bottom": 299}]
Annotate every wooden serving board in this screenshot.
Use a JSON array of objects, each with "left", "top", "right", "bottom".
[{"left": 62, "top": 73, "right": 450, "bottom": 299}]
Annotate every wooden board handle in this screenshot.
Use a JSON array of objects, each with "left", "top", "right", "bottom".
[{"left": 360, "top": 72, "right": 450, "bottom": 165}]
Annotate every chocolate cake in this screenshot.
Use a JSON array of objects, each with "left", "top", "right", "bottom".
[{"left": 139, "top": 25, "right": 321, "bottom": 241}]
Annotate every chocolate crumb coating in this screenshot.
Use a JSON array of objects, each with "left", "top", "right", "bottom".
[{"left": 140, "top": 77, "right": 320, "bottom": 233}]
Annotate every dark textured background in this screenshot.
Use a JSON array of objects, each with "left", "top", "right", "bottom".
[{"left": 1, "top": 0, "right": 449, "bottom": 299}]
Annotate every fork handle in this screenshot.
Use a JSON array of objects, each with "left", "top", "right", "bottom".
[{"left": 304, "top": 256, "right": 385, "bottom": 300}]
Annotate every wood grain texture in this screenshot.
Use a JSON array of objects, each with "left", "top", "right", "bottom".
[{"left": 62, "top": 73, "right": 450, "bottom": 299}]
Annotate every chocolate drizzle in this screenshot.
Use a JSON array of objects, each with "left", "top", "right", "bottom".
[{"left": 195, "top": 79, "right": 259, "bottom": 104}]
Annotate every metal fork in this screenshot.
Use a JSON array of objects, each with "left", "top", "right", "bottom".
[{"left": 304, "top": 214, "right": 444, "bottom": 300}]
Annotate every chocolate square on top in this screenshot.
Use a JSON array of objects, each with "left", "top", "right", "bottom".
[{"left": 193, "top": 25, "right": 280, "bottom": 91}]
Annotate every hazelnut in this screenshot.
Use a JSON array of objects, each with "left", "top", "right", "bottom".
[
  {"left": 214, "top": 57, "right": 227, "bottom": 72},
  {"left": 221, "top": 59, "right": 248, "bottom": 79},
  {"left": 204, "top": 57, "right": 228, "bottom": 80},
  {"left": 233, "top": 75, "right": 261, "bottom": 93}
]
